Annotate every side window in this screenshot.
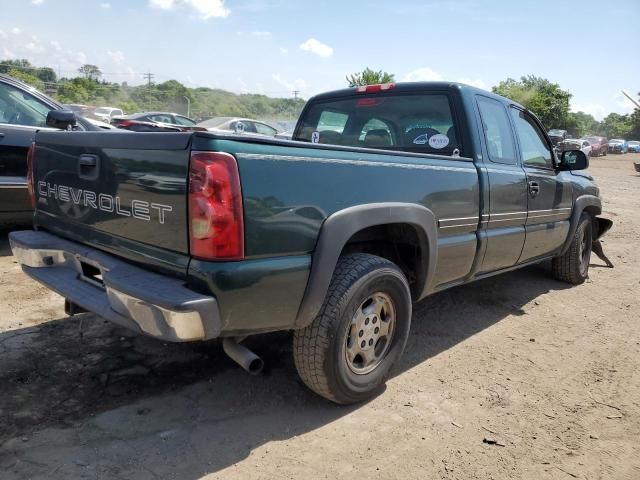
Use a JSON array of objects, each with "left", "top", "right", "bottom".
[
  {"left": 174, "top": 115, "right": 195, "bottom": 126},
  {"left": 0, "top": 81, "right": 51, "bottom": 127},
  {"left": 254, "top": 122, "right": 277, "bottom": 136},
  {"left": 509, "top": 108, "right": 553, "bottom": 168},
  {"left": 476, "top": 96, "right": 517, "bottom": 165}
]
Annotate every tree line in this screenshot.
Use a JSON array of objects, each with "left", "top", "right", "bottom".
[
  {"left": 1, "top": 59, "right": 638, "bottom": 139},
  {"left": 0, "top": 59, "right": 305, "bottom": 121}
]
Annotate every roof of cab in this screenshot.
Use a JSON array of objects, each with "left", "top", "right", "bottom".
[{"left": 307, "top": 81, "right": 523, "bottom": 109}]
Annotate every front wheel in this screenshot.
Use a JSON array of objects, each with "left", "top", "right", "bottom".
[
  {"left": 552, "top": 213, "right": 593, "bottom": 284},
  {"left": 293, "top": 253, "right": 412, "bottom": 404}
]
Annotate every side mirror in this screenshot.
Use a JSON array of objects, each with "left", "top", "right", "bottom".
[
  {"left": 46, "top": 110, "right": 77, "bottom": 130},
  {"left": 559, "top": 149, "right": 589, "bottom": 171}
]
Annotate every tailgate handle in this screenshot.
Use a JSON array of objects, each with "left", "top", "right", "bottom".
[{"left": 78, "top": 154, "right": 99, "bottom": 180}]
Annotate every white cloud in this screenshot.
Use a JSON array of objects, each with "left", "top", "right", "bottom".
[
  {"left": 403, "top": 67, "right": 443, "bottom": 82},
  {"left": 149, "top": 0, "right": 174, "bottom": 9},
  {"left": 458, "top": 78, "right": 487, "bottom": 90},
  {"left": 279, "top": 47, "right": 288, "bottom": 54},
  {"left": 50, "top": 40, "right": 62, "bottom": 51},
  {"left": 272, "top": 74, "right": 308, "bottom": 93},
  {"left": 100, "top": 2, "right": 112, "bottom": 8},
  {"left": 107, "top": 50, "right": 125, "bottom": 63},
  {"left": 572, "top": 91, "right": 637, "bottom": 121},
  {"left": 11, "top": 27, "right": 21, "bottom": 35},
  {"left": 0, "top": 30, "right": 6, "bottom": 39},
  {"left": 299, "top": 38, "right": 333, "bottom": 57},
  {"left": 149, "top": 0, "right": 229, "bottom": 18},
  {"left": 31, "top": 0, "right": 44, "bottom": 5}
]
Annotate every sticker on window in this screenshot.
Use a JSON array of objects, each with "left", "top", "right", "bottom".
[
  {"left": 234, "top": 122, "right": 245, "bottom": 134},
  {"left": 311, "top": 131, "right": 320, "bottom": 143},
  {"left": 412, "top": 134, "right": 428, "bottom": 145},
  {"left": 428, "top": 133, "right": 449, "bottom": 149}
]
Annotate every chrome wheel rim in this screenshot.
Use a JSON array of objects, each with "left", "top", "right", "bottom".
[{"left": 345, "top": 292, "right": 396, "bottom": 375}]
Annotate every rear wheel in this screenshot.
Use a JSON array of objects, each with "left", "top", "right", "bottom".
[
  {"left": 293, "top": 253, "right": 412, "bottom": 404},
  {"left": 552, "top": 213, "right": 593, "bottom": 284}
]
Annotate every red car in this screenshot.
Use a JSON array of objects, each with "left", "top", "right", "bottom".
[{"left": 584, "top": 136, "right": 608, "bottom": 157}]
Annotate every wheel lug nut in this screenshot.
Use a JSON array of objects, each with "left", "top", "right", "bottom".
[
  {"left": 365, "top": 318, "right": 369, "bottom": 325},
  {"left": 369, "top": 339, "right": 374, "bottom": 346},
  {"left": 373, "top": 317, "right": 377, "bottom": 324},
  {"left": 359, "top": 330, "right": 364, "bottom": 337},
  {"left": 361, "top": 340, "right": 366, "bottom": 348},
  {"left": 374, "top": 327, "right": 379, "bottom": 334}
]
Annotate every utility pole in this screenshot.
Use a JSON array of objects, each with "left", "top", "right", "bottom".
[
  {"left": 143, "top": 72, "right": 155, "bottom": 87},
  {"left": 292, "top": 90, "right": 300, "bottom": 100},
  {"left": 183, "top": 96, "right": 191, "bottom": 118},
  {"left": 621, "top": 90, "right": 640, "bottom": 109}
]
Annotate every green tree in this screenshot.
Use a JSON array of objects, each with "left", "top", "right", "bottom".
[
  {"left": 77, "top": 64, "right": 102, "bottom": 81},
  {"left": 599, "top": 113, "right": 632, "bottom": 138},
  {"left": 492, "top": 75, "right": 572, "bottom": 129},
  {"left": 566, "top": 111, "right": 599, "bottom": 138},
  {"left": 346, "top": 68, "right": 395, "bottom": 87},
  {"left": 4, "top": 68, "right": 44, "bottom": 90}
]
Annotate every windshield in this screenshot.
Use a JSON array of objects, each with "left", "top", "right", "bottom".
[
  {"left": 585, "top": 137, "right": 600, "bottom": 143},
  {"left": 94, "top": 108, "right": 111, "bottom": 115},
  {"left": 294, "top": 92, "right": 461, "bottom": 154},
  {"left": 628, "top": 141, "right": 639, "bottom": 146}
]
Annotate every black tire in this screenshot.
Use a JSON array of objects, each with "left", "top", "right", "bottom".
[
  {"left": 293, "top": 253, "right": 412, "bottom": 404},
  {"left": 552, "top": 213, "right": 593, "bottom": 284}
]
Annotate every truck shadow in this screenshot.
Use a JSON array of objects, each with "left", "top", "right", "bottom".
[{"left": 0, "top": 262, "right": 571, "bottom": 478}]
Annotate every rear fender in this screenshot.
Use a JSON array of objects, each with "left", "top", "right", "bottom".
[{"left": 294, "top": 203, "right": 438, "bottom": 328}]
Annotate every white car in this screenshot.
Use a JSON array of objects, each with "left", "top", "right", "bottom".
[
  {"left": 564, "top": 138, "right": 592, "bottom": 157},
  {"left": 196, "top": 117, "right": 280, "bottom": 137},
  {"left": 93, "top": 107, "right": 124, "bottom": 124}
]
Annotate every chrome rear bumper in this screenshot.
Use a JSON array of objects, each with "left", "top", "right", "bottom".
[{"left": 9, "top": 230, "right": 221, "bottom": 342}]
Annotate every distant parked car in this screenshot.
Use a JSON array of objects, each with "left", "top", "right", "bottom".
[
  {"left": 583, "top": 136, "right": 608, "bottom": 157},
  {"left": 627, "top": 140, "right": 640, "bottom": 153},
  {"left": 547, "top": 129, "right": 570, "bottom": 147},
  {"left": 111, "top": 111, "right": 198, "bottom": 130},
  {"left": 197, "top": 117, "right": 281, "bottom": 137},
  {"left": 93, "top": 106, "right": 124, "bottom": 123},
  {"left": 563, "top": 138, "right": 592, "bottom": 157},
  {"left": 0, "top": 73, "right": 100, "bottom": 223},
  {"left": 608, "top": 139, "right": 628, "bottom": 154},
  {"left": 63, "top": 103, "right": 90, "bottom": 116}
]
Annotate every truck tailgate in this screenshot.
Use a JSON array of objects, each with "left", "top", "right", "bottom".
[{"left": 32, "top": 131, "right": 193, "bottom": 277}]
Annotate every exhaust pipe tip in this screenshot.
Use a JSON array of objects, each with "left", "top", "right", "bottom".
[{"left": 222, "top": 337, "right": 264, "bottom": 375}]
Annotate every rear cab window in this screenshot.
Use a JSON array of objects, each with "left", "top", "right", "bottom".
[{"left": 294, "top": 91, "right": 462, "bottom": 156}]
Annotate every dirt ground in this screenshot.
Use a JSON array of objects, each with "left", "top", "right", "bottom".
[{"left": 0, "top": 154, "right": 638, "bottom": 480}]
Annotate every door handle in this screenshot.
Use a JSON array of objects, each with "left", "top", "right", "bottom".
[
  {"left": 78, "top": 154, "right": 99, "bottom": 180},
  {"left": 528, "top": 181, "right": 540, "bottom": 196}
]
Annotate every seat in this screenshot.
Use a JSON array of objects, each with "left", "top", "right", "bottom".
[
  {"left": 363, "top": 129, "right": 392, "bottom": 148},
  {"left": 318, "top": 130, "right": 343, "bottom": 145}
]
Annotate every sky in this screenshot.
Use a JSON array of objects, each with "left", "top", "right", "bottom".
[{"left": 1, "top": 0, "right": 638, "bottom": 120}]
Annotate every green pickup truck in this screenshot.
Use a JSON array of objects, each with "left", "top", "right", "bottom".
[{"left": 9, "top": 82, "right": 612, "bottom": 404}]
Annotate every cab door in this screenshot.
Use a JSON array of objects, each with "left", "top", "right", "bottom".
[
  {"left": 475, "top": 95, "right": 528, "bottom": 274},
  {"left": 509, "top": 107, "right": 573, "bottom": 262}
]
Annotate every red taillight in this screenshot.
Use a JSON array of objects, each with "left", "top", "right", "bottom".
[
  {"left": 26, "top": 142, "right": 36, "bottom": 208},
  {"left": 188, "top": 151, "right": 244, "bottom": 260},
  {"left": 115, "top": 120, "right": 136, "bottom": 127},
  {"left": 356, "top": 83, "right": 395, "bottom": 93}
]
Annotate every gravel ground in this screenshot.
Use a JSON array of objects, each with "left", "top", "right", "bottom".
[{"left": 0, "top": 154, "right": 638, "bottom": 480}]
